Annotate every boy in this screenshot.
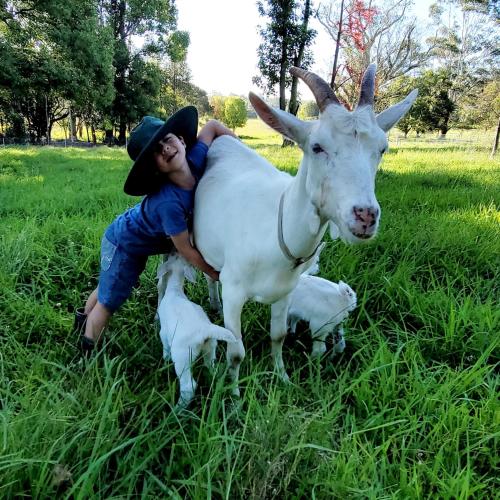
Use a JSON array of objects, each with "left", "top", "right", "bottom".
[{"left": 74, "top": 106, "right": 237, "bottom": 355}]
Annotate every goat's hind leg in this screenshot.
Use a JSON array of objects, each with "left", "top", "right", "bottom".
[
  {"left": 202, "top": 338, "right": 217, "bottom": 372},
  {"left": 271, "top": 295, "right": 292, "bottom": 383}
]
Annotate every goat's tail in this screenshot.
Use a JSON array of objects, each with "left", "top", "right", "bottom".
[{"left": 203, "top": 325, "right": 237, "bottom": 344}]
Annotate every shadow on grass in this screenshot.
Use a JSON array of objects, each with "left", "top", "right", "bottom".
[{"left": 377, "top": 168, "right": 500, "bottom": 193}]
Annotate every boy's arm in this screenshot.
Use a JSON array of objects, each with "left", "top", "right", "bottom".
[
  {"left": 171, "top": 230, "right": 220, "bottom": 281},
  {"left": 197, "top": 119, "right": 238, "bottom": 147}
]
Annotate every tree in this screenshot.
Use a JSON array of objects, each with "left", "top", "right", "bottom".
[
  {"left": 0, "top": 0, "right": 115, "bottom": 142},
  {"left": 101, "top": 0, "right": 187, "bottom": 143},
  {"left": 253, "top": 0, "right": 316, "bottom": 113},
  {"left": 459, "top": 79, "right": 500, "bottom": 129},
  {"left": 318, "top": 0, "right": 431, "bottom": 106},
  {"left": 160, "top": 60, "right": 210, "bottom": 118},
  {"left": 209, "top": 95, "right": 227, "bottom": 121},
  {"left": 297, "top": 100, "right": 319, "bottom": 119},
  {"left": 223, "top": 97, "right": 247, "bottom": 130},
  {"left": 386, "top": 71, "right": 455, "bottom": 136},
  {"left": 427, "top": 0, "right": 499, "bottom": 129}
]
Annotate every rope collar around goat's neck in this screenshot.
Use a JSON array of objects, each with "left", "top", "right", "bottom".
[{"left": 277, "top": 190, "right": 322, "bottom": 269}]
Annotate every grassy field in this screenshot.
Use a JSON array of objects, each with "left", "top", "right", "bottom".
[{"left": 0, "top": 119, "right": 499, "bottom": 498}]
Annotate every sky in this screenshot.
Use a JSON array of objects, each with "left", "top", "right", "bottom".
[{"left": 176, "top": 0, "right": 435, "bottom": 99}]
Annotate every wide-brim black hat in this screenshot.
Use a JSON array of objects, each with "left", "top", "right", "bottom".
[{"left": 124, "top": 106, "right": 198, "bottom": 196}]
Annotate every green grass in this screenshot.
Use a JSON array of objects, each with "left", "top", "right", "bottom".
[{"left": 0, "top": 121, "right": 499, "bottom": 498}]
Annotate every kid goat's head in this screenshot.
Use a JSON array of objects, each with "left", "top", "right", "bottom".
[{"left": 249, "top": 65, "right": 418, "bottom": 243}]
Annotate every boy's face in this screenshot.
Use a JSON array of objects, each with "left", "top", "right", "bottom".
[{"left": 153, "top": 133, "right": 187, "bottom": 174}]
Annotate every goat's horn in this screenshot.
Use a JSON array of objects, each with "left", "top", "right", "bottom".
[
  {"left": 357, "top": 63, "right": 377, "bottom": 107},
  {"left": 290, "top": 66, "right": 341, "bottom": 112}
]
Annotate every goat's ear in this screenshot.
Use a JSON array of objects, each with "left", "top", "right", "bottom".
[
  {"left": 183, "top": 264, "right": 197, "bottom": 284},
  {"left": 376, "top": 89, "right": 418, "bottom": 132},
  {"left": 249, "top": 92, "right": 311, "bottom": 147}
]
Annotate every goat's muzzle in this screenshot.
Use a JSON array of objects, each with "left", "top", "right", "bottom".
[{"left": 349, "top": 206, "right": 379, "bottom": 239}]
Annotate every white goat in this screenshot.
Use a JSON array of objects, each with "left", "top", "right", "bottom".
[
  {"left": 194, "top": 65, "right": 417, "bottom": 395},
  {"left": 157, "top": 254, "right": 236, "bottom": 408},
  {"left": 288, "top": 277, "right": 357, "bottom": 358}
]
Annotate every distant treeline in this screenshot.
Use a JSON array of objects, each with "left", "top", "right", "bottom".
[{"left": 0, "top": 0, "right": 213, "bottom": 145}]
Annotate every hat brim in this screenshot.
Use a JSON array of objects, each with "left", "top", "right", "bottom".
[{"left": 124, "top": 106, "right": 198, "bottom": 196}]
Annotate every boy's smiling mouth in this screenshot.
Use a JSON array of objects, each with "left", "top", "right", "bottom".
[{"left": 166, "top": 151, "right": 177, "bottom": 163}]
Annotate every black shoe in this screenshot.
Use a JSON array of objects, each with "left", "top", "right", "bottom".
[
  {"left": 73, "top": 307, "right": 95, "bottom": 357},
  {"left": 73, "top": 307, "right": 87, "bottom": 335},
  {"left": 80, "top": 335, "right": 96, "bottom": 357}
]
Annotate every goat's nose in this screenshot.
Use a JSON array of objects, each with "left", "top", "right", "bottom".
[
  {"left": 350, "top": 206, "right": 380, "bottom": 239},
  {"left": 353, "top": 206, "right": 379, "bottom": 227}
]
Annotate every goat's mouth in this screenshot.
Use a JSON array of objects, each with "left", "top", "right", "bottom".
[
  {"left": 340, "top": 226, "right": 378, "bottom": 244},
  {"left": 351, "top": 232, "right": 373, "bottom": 240}
]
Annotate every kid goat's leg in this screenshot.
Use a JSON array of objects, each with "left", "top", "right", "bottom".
[
  {"left": 271, "top": 295, "right": 292, "bottom": 383},
  {"left": 172, "top": 347, "right": 197, "bottom": 408},
  {"left": 205, "top": 274, "right": 223, "bottom": 315},
  {"left": 221, "top": 285, "right": 246, "bottom": 397}
]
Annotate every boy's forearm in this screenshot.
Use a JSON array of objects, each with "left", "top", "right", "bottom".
[
  {"left": 212, "top": 120, "right": 238, "bottom": 139},
  {"left": 178, "top": 245, "right": 219, "bottom": 281}
]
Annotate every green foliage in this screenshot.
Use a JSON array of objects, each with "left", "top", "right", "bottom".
[
  {"left": 0, "top": 0, "right": 193, "bottom": 144},
  {"left": 223, "top": 96, "right": 247, "bottom": 130},
  {"left": 297, "top": 100, "right": 318, "bottom": 119},
  {"left": 385, "top": 71, "right": 455, "bottom": 135},
  {"left": 0, "top": 0, "right": 115, "bottom": 141},
  {"left": 209, "top": 95, "right": 227, "bottom": 121},
  {"left": 0, "top": 124, "right": 498, "bottom": 496},
  {"left": 460, "top": 79, "right": 500, "bottom": 129}
]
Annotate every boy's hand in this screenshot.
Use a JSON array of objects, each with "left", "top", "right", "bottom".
[{"left": 207, "top": 269, "right": 220, "bottom": 282}]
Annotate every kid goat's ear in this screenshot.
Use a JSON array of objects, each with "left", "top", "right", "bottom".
[{"left": 183, "top": 264, "right": 197, "bottom": 284}]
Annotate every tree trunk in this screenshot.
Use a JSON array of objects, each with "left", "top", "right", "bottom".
[
  {"left": 491, "top": 117, "right": 500, "bottom": 158},
  {"left": 69, "top": 108, "right": 77, "bottom": 142},
  {"left": 284, "top": 0, "right": 312, "bottom": 147},
  {"left": 330, "top": 0, "right": 345, "bottom": 90},
  {"left": 91, "top": 124, "right": 97, "bottom": 144},
  {"left": 288, "top": 0, "right": 311, "bottom": 115}
]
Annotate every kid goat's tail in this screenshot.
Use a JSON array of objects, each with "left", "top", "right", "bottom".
[{"left": 203, "top": 325, "right": 237, "bottom": 344}]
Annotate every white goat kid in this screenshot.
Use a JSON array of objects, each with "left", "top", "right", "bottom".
[
  {"left": 288, "top": 277, "right": 357, "bottom": 358},
  {"left": 194, "top": 65, "right": 417, "bottom": 396},
  {"left": 157, "top": 254, "right": 236, "bottom": 408}
]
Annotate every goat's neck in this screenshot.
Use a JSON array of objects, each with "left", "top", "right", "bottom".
[
  {"left": 166, "top": 272, "right": 186, "bottom": 297},
  {"left": 281, "top": 161, "right": 326, "bottom": 259}
]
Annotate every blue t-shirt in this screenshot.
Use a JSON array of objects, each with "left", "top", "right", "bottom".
[{"left": 107, "top": 140, "right": 209, "bottom": 256}]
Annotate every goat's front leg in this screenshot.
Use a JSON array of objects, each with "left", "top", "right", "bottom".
[
  {"left": 331, "top": 325, "right": 346, "bottom": 357},
  {"left": 271, "top": 295, "right": 292, "bottom": 383},
  {"left": 221, "top": 284, "right": 246, "bottom": 397},
  {"left": 310, "top": 322, "right": 329, "bottom": 358},
  {"left": 205, "top": 274, "right": 223, "bottom": 315}
]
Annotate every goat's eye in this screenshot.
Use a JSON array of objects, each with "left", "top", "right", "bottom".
[
  {"left": 380, "top": 147, "right": 387, "bottom": 155},
  {"left": 312, "top": 143, "right": 324, "bottom": 154}
]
